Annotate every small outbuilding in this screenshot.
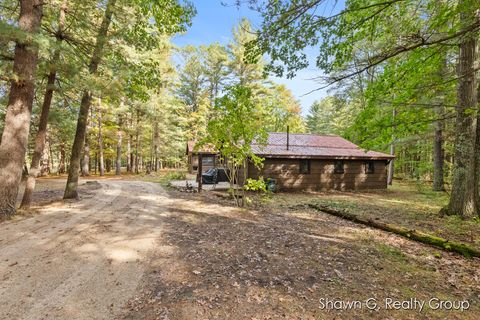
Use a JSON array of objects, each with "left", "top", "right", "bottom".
[{"left": 186, "top": 132, "right": 394, "bottom": 191}]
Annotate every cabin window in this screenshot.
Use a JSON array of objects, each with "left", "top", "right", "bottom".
[
  {"left": 202, "top": 155, "right": 214, "bottom": 165},
  {"left": 299, "top": 159, "right": 310, "bottom": 174},
  {"left": 365, "top": 161, "right": 375, "bottom": 174},
  {"left": 334, "top": 160, "right": 345, "bottom": 174}
]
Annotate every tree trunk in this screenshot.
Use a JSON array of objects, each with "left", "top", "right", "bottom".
[
  {"left": 433, "top": 104, "right": 445, "bottom": 191},
  {"left": 116, "top": 130, "right": 122, "bottom": 176},
  {"left": 106, "top": 158, "right": 112, "bottom": 173},
  {"left": 81, "top": 138, "right": 90, "bottom": 176},
  {"left": 20, "top": 53, "right": 60, "bottom": 208},
  {"left": 387, "top": 108, "right": 396, "bottom": 185},
  {"left": 444, "top": 5, "right": 478, "bottom": 217},
  {"left": 58, "top": 143, "right": 66, "bottom": 174},
  {"left": 475, "top": 73, "right": 480, "bottom": 216},
  {"left": 134, "top": 109, "right": 140, "bottom": 174},
  {"left": 153, "top": 121, "right": 159, "bottom": 171},
  {"left": 98, "top": 105, "right": 105, "bottom": 176},
  {"left": 0, "top": 0, "right": 44, "bottom": 216},
  {"left": 40, "top": 137, "right": 51, "bottom": 176},
  {"left": 64, "top": 0, "right": 116, "bottom": 199},
  {"left": 127, "top": 135, "right": 132, "bottom": 172}
]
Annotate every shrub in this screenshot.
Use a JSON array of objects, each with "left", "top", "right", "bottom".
[
  {"left": 165, "top": 171, "right": 186, "bottom": 181},
  {"left": 244, "top": 177, "right": 267, "bottom": 193}
]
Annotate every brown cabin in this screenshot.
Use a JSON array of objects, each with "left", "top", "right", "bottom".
[{"left": 186, "top": 133, "right": 394, "bottom": 191}]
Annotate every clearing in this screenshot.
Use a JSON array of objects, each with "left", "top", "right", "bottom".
[{"left": 1, "top": 177, "right": 479, "bottom": 319}]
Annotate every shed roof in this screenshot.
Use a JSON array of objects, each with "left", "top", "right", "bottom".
[
  {"left": 186, "top": 140, "right": 217, "bottom": 155},
  {"left": 188, "top": 132, "right": 394, "bottom": 160}
]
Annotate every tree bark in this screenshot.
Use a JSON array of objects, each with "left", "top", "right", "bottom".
[
  {"left": 20, "top": 6, "right": 66, "bottom": 208},
  {"left": 127, "top": 135, "right": 132, "bottom": 172},
  {"left": 433, "top": 104, "right": 446, "bottom": 191},
  {"left": 40, "top": 137, "right": 51, "bottom": 176},
  {"left": 444, "top": 4, "right": 478, "bottom": 217},
  {"left": 475, "top": 70, "right": 480, "bottom": 216},
  {"left": 116, "top": 128, "right": 122, "bottom": 176},
  {"left": 387, "top": 108, "right": 396, "bottom": 185},
  {"left": 134, "top": 109, "right": 140, "bottom": 174},
  {"left": 0, "top": 0, "right": 44, "bottom": 216},
  {"left": 97, "top": 104, "right": 105, "bottom": 176},
  {"left": 106, "top": 158, "right": 111, "bottom": 173},
  {"left": 58, "top": 142, "right": 66, "bottom": 174},
  {"left": 81, "top": 138, "right": 90, "bottom": 176},
  {"left": 64, "top": 0, "right": 116, "bottom": 199}
]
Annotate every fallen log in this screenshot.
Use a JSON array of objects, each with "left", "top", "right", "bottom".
[{"left": 307, "top": 203, "right": 480, "bottom": 258}]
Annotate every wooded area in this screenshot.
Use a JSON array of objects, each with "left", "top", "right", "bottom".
[
  {"left": 0, "top": 0, "right": 477, "bottom": 217},
  {"left": 1, "top": 1, "right": 480, "bottom": 318},
  {"left": 1, "top": 0, "right": 479, "bottom": 218}
]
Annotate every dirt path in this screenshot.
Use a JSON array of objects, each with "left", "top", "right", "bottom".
[
  {"left": 1, "top": 179, "right": 479, "bottom": 319},
  {"left": 0, "top": 179, "right": 173, "bottom": 320}
]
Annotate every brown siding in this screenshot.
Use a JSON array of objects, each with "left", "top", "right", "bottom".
[
  {"left": 187, "top": 153, "right": 221, "bottom": 174},
  {"left": 248, "top": 158, "right": 388, "bottom": 191}
]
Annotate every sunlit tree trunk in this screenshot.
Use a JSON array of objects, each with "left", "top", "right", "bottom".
[
  {"left": 126, "top": 135, "right": 132, "bottom": 172},
  {"left": 433, "top": 104, "right": 445, "bottom": 191},
  {"left": 387, "top": 108, "right": 396, "bottom": 185},
  {"left": 20, "top": 1, "right": 67, "bottom": 209},
  {"left": 116, "top": 128, "right": 122, "bottom": 175},
  {"left": 444, "top": 3, "right": 478, "bottom": 216},
  {"left": 64, "top": 0, "right": 116, "bottom": 199},
  {"left": 97, "top": 103, "right": 105, "bottom": 176},
  {"left": 0, "top": 0, "right": 44, "bottom": 216},
  {"left": 81, "top": 137, "right": 90, "bottom": 177},
  {"left": 134, "top": 109, "right": 140, "bottom": 174}
]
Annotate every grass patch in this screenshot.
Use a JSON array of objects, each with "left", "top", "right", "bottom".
[
  {"left": 264, "top": 181, "right": 480, "bottom": 253},
  {"left": 376, "top": 243, "right": 406, "bottom": 262},
  {"left": 139, "top": 170, "right": 187, "bottom": 187}
]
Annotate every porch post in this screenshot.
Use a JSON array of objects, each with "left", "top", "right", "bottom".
[{"left": 197, "top": 153, "right": 202, "bottom": 193}]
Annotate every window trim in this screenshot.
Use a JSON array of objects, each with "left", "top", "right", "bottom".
[
  {"left": 299, "top": 159, "right": 310, "bottom": 174},
  {"left": 334, "top": 160, "right": 345, "bottom": 174}
]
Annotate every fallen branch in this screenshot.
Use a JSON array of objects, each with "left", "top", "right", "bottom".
[{"left": 307, "top": 203, "right": 480, "bottom": 258}]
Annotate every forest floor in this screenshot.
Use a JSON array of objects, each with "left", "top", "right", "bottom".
[
  {"left": 251, "top": 181, "right": 480, "bottom": 253},
  {"left": 1, "top": 176, "right": 479, "bottom": 319}
]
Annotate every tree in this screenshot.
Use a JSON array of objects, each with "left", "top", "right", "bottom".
[
  {"left": 306, "top": 96, "right": 350, "bottom": 135},
  {"left": 443, "top": 0, "right": 478, "bottom": 217},
  {"left": 202, "top": 85, "right": 268, "bottom": 206},
  {"left": 63, "top": 0, "right": 194, "bottom": 198},
  {"left": 250, "top": 0, "right": 480, "bottom": 216},
  {"left": 262, "top": 84, "right": 305, "bottom": 132},
  {"left": 63, "top": 0, "right": 117, "bottom": 198},
  {"left": 202, "top": 43, "right": 229, "bottom": 104},
  {"left": 0, "top": 0, "right": 44, "bottom": 217},
  {"left": 177, "top": 46, "right": 206, "bottom": 113},
  {"left": 20, "top": 0, "right": 68, "bottom": 209},
  {"left": 228, "top": 18, "right": 265, "bottom": 90}
]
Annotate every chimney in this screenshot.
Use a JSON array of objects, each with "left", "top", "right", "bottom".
[{"left": 286, "top": 126, "right": 290, "bottom": 150}]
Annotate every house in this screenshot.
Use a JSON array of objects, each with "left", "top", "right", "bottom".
[
  {"left": 186, "top": 141, "right": 219, "bottom": 174},
  {"left": 186, "top": 132, "right": 394, "bottom": 191}
]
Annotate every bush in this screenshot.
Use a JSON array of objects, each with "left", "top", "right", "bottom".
[
  {"left": 244, "top": 177, "right": 267, "bottom": 193},
  {"left": 165, "top": 171, "right": 186, "bottom": 181}
]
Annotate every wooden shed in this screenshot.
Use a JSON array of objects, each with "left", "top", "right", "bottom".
[{"left": 187, "top": 132, "right": 394, "bottom": 191}]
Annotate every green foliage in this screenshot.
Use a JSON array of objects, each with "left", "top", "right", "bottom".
[
  {"left": 244, "top": 177, "right": 267, "bottom": 193},
  {"left": 202, "top": 84, "right": 268, "bottom": 205},
  {"left": 165, "top": 170, "right": 187, "bottom": 181},
  {"left": 204, "top": 84, "right": 267, "bottom": 167}
]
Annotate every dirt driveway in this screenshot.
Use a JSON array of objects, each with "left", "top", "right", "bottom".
[
  {"left": 1, "top": 178, "right": 479, "bottom": 319},
  {"left": 0, "top": 179, "right": 172, "bottom": 320}
]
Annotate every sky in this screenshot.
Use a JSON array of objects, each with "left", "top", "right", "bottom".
[{"left": 171, "top": 1, "right": 332, "bottom": 116}]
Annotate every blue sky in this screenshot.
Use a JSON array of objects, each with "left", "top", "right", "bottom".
[{"left": 172, "top": 1, "right": 334, "bottom": 116}]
